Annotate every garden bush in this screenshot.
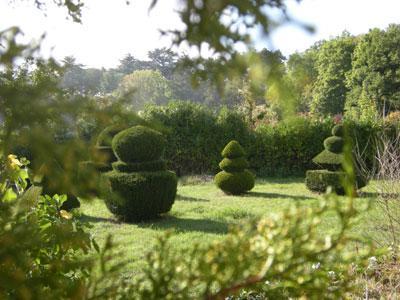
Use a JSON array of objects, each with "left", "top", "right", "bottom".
[
  {"left": 305, "top": 170, "right": 347, "bottom": 194},
  {"left": 103, "top": 125, "right": 177, "bottom": 221},
  {"left": 306, "top": 124, "right": 368, "bottom": 194},
  {"left": 94, "top": 123, "right": 130, "bottom": 171},
  {"left": 215, "top": 140, "right": 255, "bottom": 194}
]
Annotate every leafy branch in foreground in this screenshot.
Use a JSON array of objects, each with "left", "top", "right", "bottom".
[{"left": 125, "top": 193, "right": 374, "bottom": 299}]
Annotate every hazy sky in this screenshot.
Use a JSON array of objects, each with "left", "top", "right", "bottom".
[{"left": 1, "top": 0, "right": 399, "bottom": 68}]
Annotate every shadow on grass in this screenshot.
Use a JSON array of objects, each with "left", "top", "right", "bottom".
[
  {"left": 244, "top": 191, "right": 314, "bottom": 200},
  {"left": 138, "top": 216, "right": 228, "bottom": 234},
  {"left": 176, "top": 194, "right": 209, "bottom": 202},
  {"left": 359, "top": 191, "right": 400, "bottom": 199},
  {"left": 256, "top": 177, "right": 305, "bottom": 184},
  {"left": 79, "top": 214, "right": 120, "bottom": 224}
]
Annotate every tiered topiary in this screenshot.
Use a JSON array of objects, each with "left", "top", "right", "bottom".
[
  {"left": 214, "top": 140, "right": 255, "bottom": 195},
  {"left": 103, "top": 125, "right": 177, "bottom": 221},
  {"left": 94, "top": 124, "right": 129, "bottom": 172},
  {"left": 305, "top": 124, "right": 367, "bottom": 194}
]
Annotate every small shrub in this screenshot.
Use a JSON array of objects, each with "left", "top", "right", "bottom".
[
  {"left": 306, "top": 124, "right": 367, "bottom": 194},
  {"left": 305, "top": 170, "right": 346, "bottom": 194},
  {"left": 215, "top": 140, "right": 254, "bottom": 195},
  {"left": 103, "top": 126, "right": 177, "bottom": 221}
]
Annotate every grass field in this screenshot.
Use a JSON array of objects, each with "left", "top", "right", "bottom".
[{"left": 79, "top": 177, "right": 375, "bottom": 279}]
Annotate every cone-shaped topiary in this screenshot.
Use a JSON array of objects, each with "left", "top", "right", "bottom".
[
  {"left": 305, "top": 124, "right": 367, "bottom": 195},
  {"left": 214, "top": 140, "right": 254, "bottom": 195},
  {"left": 102, "top": 125, "right": 177, "bottom": 221}
]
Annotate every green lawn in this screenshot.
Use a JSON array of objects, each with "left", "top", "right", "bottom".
[{"left": 79, "top": 177, "right": 375, "bottom": 278}]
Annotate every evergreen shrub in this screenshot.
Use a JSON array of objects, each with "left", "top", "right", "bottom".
[
  {"left": 94, "top": 124, "right": 129, "bottom": 170},
  {"left": 103, "top": 126, "right": 177, "bottom": 221},
  {"left": 306, "top": 124, "right": 367, "bottom": 194},
  {"left": 215, "top": 140, "right": 254, "bottom": 195},
  {"left": 305, "top": 170, "right": 346, "bottom": 194}
]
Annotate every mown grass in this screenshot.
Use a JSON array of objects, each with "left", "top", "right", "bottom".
[{"left": 79, "top": 177, "right": 375, "bottom": 279}]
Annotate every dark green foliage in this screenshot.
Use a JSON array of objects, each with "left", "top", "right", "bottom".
[
  {"left": 95, "top": 124, "right": 130, "bottom": 168},
  {"left": 215, "top": 140, "right": 254, "bottom": 195},
  {"left": 103, "top": 125, "right": 177, "bottom": 221},
  {"left": 104, "top": 170, "right": 177, "bottom": 221},
  {"left": 96, "top": 124, "right": 129, "bottom": 147},
  {"left": 306, "top": 124, "right": 369, "bottom": 193},
  {"left": 310, "top": 33, "right": 357, "bottom": 116},
  {"left": 214, "top": 170, "right": 255, "bottom": 195},
  {"left": 219, "top": 157, "right": 249, "bottom": 172},
  {"left": 112, "top": 126, "right": 165, "bottom": 163},
  {"left": 252, "top": 117, "right": 333, "bottom": 176},
  {"left": 93, "top": 146, "right": 116, "bottom": 171},
  {"left": 112, "top": 160, "right": 167, "bottom": 172},
  {"left": 142, "top": 101, "right": 253, "bottom": 175},
  {"left": 221, "top": 140, "right": 246, "bottom": 159},
  {"left": 323, "top": 136, "right": 344, "bottom": 153},
  {"left": 59, "top": 194, "right": 81, "bottom": 211},
  {"left": 332, "top": 124, "right": 344, "bottom": 137},
  {"left": 312, "top": 150, "right": 343, "bottom": 168},
  {"left": 346, "top": 24, "right": 400, "bottom": 117},
  {"left": 311, "top": 126, "right": 344, "bottom": 170},
  {"left": 305, "top": 170, "right": 346, "bottom": 195},
  {"left": 143, "top": 102, "right": 397, "bottom": 177}
]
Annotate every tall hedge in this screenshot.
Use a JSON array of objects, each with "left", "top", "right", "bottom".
[
  {"left": 142, "top": 102, "right": 253, "bottom": 175},
  {"left": 143, "top": 101, "right": 395, "bottom": 176}
]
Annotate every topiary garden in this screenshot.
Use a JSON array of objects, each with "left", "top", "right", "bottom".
[
  {"left": 102, "top": 125, "right": 177, "bottom": 221},
  {"left": 214, "top": 140, "right": 255, "bottom": 195},
  {"left": 305, "top": 124, "right": 367, "bottom": 195}
]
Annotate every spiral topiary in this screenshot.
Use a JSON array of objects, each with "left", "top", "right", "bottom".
[
  {"left": 214, "top": 140, "right": 254, "bottom": 195},
  {"left": 102, "top": 125, "right": 177, "bottom": 221},
  {"left": 305, "top": 124, "right": 367, "bottom": 195}
]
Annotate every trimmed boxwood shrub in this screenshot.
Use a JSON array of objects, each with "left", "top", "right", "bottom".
[
  {"left": 104, "top": 170, "right": 177, "bottom": 221},
  {"left": 103, "top": 125, "right": 177, "bottom": 221},
  {"left": 215, "top": 140, "right": 254, "bottom": 195},
  {"left": 112, "top": 126, "right": 165, "bottom": 163},
  {"left": 112, "top": 160, "right": 167, "bottom": 172},
  {"left": 94, "top": 124, "right": 130, "bottom": 170},
  {"left": 305, "top": 170, "right": 346, "bottom": 195},
  {"left": 306, "top": 124, "right": 368, "bottom": 194}
]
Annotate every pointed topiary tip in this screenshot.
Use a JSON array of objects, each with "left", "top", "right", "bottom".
[
  {"left": 332, "top": 124, "right": 344, "bottom": 137},
  {"left": 221, "top": 140, "right": 246, "bottom": 159}
]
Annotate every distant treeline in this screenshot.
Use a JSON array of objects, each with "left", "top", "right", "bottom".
[{"left": 61, "top": 24, "right": 400, "bottom": 122}]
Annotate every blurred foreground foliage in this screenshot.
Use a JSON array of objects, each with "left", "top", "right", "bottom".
[
  {"left": 0, "top": 1, "right": 387, "bottom": 299},
  {"left": 125, "top": 192, "right": 374, "bottom": 299}
]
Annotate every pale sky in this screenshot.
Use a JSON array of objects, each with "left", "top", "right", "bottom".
[{"left": 1, "top": 0, "right": 399, "bottom": 68}]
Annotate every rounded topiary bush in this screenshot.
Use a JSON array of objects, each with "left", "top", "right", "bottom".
[
  {"left": 323, "top": 136, "right": 344, "bottom": 153},
  {"left": 102, "top": 125, "right": 177, "bottom": 221},
  {"left": 112, "top": 126, "right": 165, "bottom": 163},
  {"left": 305, "top": 124, "right": 367, "bottom": 195},
  {"left": 214, "top": 140, "right": 254, "bottom": 195}
]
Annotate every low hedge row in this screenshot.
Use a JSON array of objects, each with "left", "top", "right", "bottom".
[{"left": 143, "top": 101, "right": 397, "bottom": 176}]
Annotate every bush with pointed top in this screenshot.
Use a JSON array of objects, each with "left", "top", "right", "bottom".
[
  {"left": 306, "top": 124, "right": 367, "bottom": 194},
  {"left": 214, "top": 140, "right": 254, "bottom": 195},
  {"left": 102, "top": 125, "right": 177, "bottom": 221}
]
